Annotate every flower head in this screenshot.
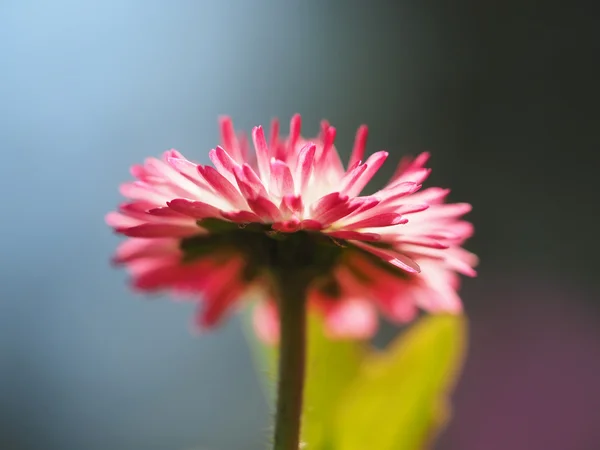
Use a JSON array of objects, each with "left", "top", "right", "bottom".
[{"left": 107, "top": 115, "right": 477, "bottom": 340}]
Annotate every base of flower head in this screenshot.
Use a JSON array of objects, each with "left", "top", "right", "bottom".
[{"left": 180, "top": 218, "right": 410, "bottom": 299}]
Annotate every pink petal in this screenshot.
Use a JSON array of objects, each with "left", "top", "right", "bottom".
[
  {"left": 119, "top": 200, "right": 155, "bottom": 214},
  {"left": 105, "top": 212, "right": 143, "bottom": 228},
  {"left": 240, "top": 164, "right": 268, "bottom": 198},
  {"left": 270, "top": 159, "right": 295, "bottom": 197},
  {"left": 383, "top": 296, "right": 418, "bottom": 323},
  {"left": 130, "top": 163, "right": 149, "bottom": 180},
  {"left": 219, "top": 116, "right": 243, "bottom": 163},
  {"left": 232, "top": 167, "right": 258, "bottom": 200},
  {"left": 112, "top": 238, "right": 177, "bottom": 264},
  {"left": 421, "top": 203, "right": 472, "bottom": 219},
  {"left": 315, "top": 200, "right": 363, "bottom": 225},
  {"left": 391, "top": 152, "right": 431, "bottom": 183},
  {"left": 300, "top": 219, "right": 323, "bottom": 230},
  {"left": 339, "top": 164, "right": 367, "bottom": 195},
  {"left": 209, "top": 146, "right": 240, "bottom": 183},
  {"left": 220, "top": 210, "right": 262, "bottom": 223},
  {"left": 345, "top": 151, "right": 389, "bottom": 197},
  {"left": 309, "top": 192, "right": 348, "bottom": 219},
  {"left": 324, "top": 299, "right": 378, "bottom": 339},
  {"left": 198, "top": 165, "right": 247, "bottom": 209},
  {"left": 348, "top": 125, "right": 368, "bottom": 169},
  {"left": 318, "top": 124, "right": 336, "bottom": 164},
  {"left": 116, "top": 223, "right": 200, "bottom": 238},
  {"left": 343, "top": 213, "right": 407, "bottom": 230},
  {"left": 167, "top": 198, "right": 222, "bottom": 219},
  {"left": 246, "top": 196, "right": 281, "bottom": 222},
  {"left": 133, "top": 258, "right": 187, "bottom": 290},
  {"left": 253, "top": 301, "right": 280, "bottom": 344},
  {"left": 196, "top": 260, "right": 246, "bottom": 327},
  {"left": 380, "top": 181, "right": 422, "bottom": 202},
  {"left": 272, "top": 218, "right": 301, "bottom": 233},
  {"left": 393, "top": 236, "right": 449, "bottom": 249},
  {"left": 269, "top": 118, "right": 280, "bottom": 151},
  {"left": 147, "top": 206, "right": 190, "bottom": 218},
  {"left": 288, "top": 114, "right": 301, "bottom": 154},
  {"left": 353, "top": 240, "right": 421, "bottom": 274},
  {"left": 294, "top": 143, "right": 316, "bottom": 194},
  {"left": 326, "top": 230, "right": 381, "bottom": 241},
  {"left": 406, "top": 187, "right": 450, "bottom": 204},
  {"left": 167, "top": 156, "right": 211, "bottom": 190},
  {"left": 281, "top": 194, "right": 303, "bottom": 214},
  {"left": 119, "top": 181, "right": 169, "bottom": 204},
  {"left": 341, "top": 196, "right": 382, "bottom": 222},
  {"left": 394, "top": 203, "right": 429, "bottom": 215},
  {"left": 252, "top": 126, "right": 271, "bottom": 181}
]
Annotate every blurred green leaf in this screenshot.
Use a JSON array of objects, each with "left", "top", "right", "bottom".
[
  {"left": 245, "top": 308, "right": 365, "bottom": 450},
  {"left": 332, "top": 315, "right": 467, "bottom": 450},
  {"left": 301, "top": 312, "right": 365, "bottom": 450}
]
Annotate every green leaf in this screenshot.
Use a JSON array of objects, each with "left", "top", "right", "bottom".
[
  {"left": 332, "top": 314, "right": 467, "bottom": 450},
  {"left": 244, "top": 308, "right": 365, "bottom": 450},
  {"left": 301, "top": 313, "right": 365, "bottom": 450}
]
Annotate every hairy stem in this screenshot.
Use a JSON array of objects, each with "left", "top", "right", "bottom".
[{"left": 273, "top": 277, "right": 307, "bottom": 450}]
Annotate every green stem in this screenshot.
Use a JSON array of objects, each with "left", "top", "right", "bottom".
[{"left": 273, "top": 276, "right": 307, "bottom": 450}]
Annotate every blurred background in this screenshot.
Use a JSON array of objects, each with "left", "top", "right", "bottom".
[{"left": 1, "top": 1, "right": 598, "bottom": 449}]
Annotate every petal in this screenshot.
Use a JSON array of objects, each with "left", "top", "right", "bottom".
[
  {"left": 269, "top": 118, "right": 281, "bottom": 155},
  {"left": 348, "top": 125, "right": 368, "bottom": 169},
  {"left": 309, "top": 192, "right": 348, "bottom": 219},
  {"left": 394, "top": 203, "right": 429, "bottom": 215},
  {"left": 300, "top": 219, "right": 323, "bottom": 231},
  {"left": 343, "top": 213, "right": 407, "bottom": 230},
  {"left": 391, "top": 152, "right": 431, "bottom": 184},
  {"left": 198, "top": 165, "right": 247, "bottom": 209},
  {"left": 219, "top": 116, "right": 243, "bottom": 163},
  {"left": 287, "top": 114, "right": 302, "bottom": 154},
  {"left": 105, "top": 211, "right": 143, "bottom": 228},
  {"left": 272, "top": 218, "right": 301, "bottom": 232},
  {"left": 119, "top": 181, "right": 170, "bottom": 204},
  {"left": 339, "top": 163, "right": 367, "bottom": 195},
  {"left": 352, "top": 240, "right": 421, "bottom": 273},
  {"left": 167, "top": 198, "right": 222, "bottom": 219},
  {"left": 112, "top": 238, "right": 177, "bottom": 264},
  {"left": 146, "top": 206, "right": 189, "bottom": 218},
  {"left": 344, "top": 151, "right": 388, "bottom": 197},
  {"left": 316, "top": 200, "right": 363, "bottom": 225},
  {"left": 323, "top": 299, "right": 378, "bottom": 339},
  {"left": 281, "top": 194, "right": 303, "bottom": 214},
  {"left": 252, "top": 125, "right": 271, "bottom": 182},
  {"left": 393, "top": 236, "right": 449, "bottom": 249},
  {"left": 116, "top": 223, "right": 200, "bottom": 238},
  {"left": 209, "top": 146, "right": 240, "bottom": 185},
  {"left": 316, "top": 124, "right": 336, "bottom": 166},
  {"left": 246, "top": 196, "right": 281, "bottom": 222},
  {"left": 270, "top": 159, "right": 295, "bottom": 197},
  {"left": 220, "top": 209, "right": 263, "bottom": 223},
  {"left": 379, "top": 181, "right": 422, "bottom": 202},
  {"left": 326, "top": 230, "right": 381, "bottom": 241},
  {"left": 294, "top": 143, "right": 316, "bottom": 195},
  {"left": 196, "top": 259, "right": 246, "bottom": 327},
  {"left": 253, "top": 301, "right": 280, "bottom": 344}
]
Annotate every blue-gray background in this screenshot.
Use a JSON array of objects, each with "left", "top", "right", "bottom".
[{"left": 1, "top": 1, "right": 598, "bottom": 450}]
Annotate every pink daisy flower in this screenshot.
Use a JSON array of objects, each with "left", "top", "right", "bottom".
[{"left": 107, "top": 115, "right": 477, "bottom": 340}]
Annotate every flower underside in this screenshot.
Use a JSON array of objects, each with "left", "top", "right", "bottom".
[
  {"left": 107, "top": 114, "right": 477, "bottom": 339},
  {"left": 181, "top": 218, "right": 408, "bottom": 300}
]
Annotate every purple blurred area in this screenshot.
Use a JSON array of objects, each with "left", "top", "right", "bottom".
[
  {"left": 439, "top": 278, "right": 600, "bottom": 450},
  {"left": 0, "top": 1, "right": 598, "bottom": 449}
]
